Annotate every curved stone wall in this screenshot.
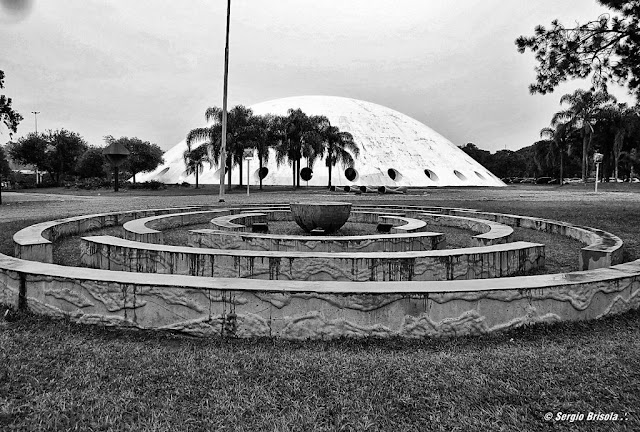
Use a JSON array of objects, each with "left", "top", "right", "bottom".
[{"left": 2, "top": 203, "right": 636, "bottom": 340}]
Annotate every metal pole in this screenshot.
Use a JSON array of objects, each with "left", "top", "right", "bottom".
[
  {"left": 247, "top": 159, "right": 250, "bottom": 196},
  {"left": 31, "top": 111, "right": 39, "bottom": 133},
  {"left": 595, "top": 163, "right": 599, "bottom": 193},
  {"left": 218, "top": 0, "right": 231, "bottom": 202}
]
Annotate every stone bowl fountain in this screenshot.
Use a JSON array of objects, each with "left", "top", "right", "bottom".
[{"left": 290, "top": 202, "right": 352, "bottom": 233}]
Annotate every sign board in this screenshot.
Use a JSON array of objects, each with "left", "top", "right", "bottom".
[
  {"left": 594, "top": 152, "right": 603, "bottom": 164},
  {"left": 243, "top": 149, "right": 254, "bottom": 159}
]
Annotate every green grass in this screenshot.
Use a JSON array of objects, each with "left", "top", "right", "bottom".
[{"left": 2, "top": 187, "right": 640, "bottom": 430}]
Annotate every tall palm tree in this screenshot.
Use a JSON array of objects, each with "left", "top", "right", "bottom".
[
  {"left": 540, "top": 121, "right": 574, "bottom": 185},
  {"left": 552, "top": 89, "right": 615, "bottom": 181},
  {"left": 225, "top": 105, "right": 258, "bottom": 187},
  {"left": 186, "top": 105, "right": 255, "bottom": 190},
  {"left": 319, "top": 124, "right": 360, "bottom": 188},
  {"left": 182, "top": 144, "right": 212, "bottom": 189},
  {"left": 253, "top": 114, "right": 287, "bottom": 190},
  {"left": 602, "top": 102, "right": 640, "bottom": 181},
  {"left": 300, "top": 115, "right": 329, "bottom": 175},
  {"left": 274, "top": 108, "right": 311, "bottom": 188}
]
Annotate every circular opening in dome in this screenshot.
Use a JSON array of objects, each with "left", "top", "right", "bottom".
[
  {"left": 344, "top": 167, "right": 359, "bottom": 182},
  {"left": 300, "top": 167, "right": 313, "bottom": 181},
  {"left": 424, "top": 169, "right": 439, "bottom": 182},
  {"left": 387, "top": 168, "right": 403, "bottom": 181},
  {"left": 254, "top": 167, "right": 269, "bottom": 180},
  {"left": 158, "top": 167, "right": 170, "bottom": 175},
  {"left": 474, "top": 171, "right": 485, "bottom": 180},
  {"left": 454, "top": 170, "right": 467, "bottom": 181}
]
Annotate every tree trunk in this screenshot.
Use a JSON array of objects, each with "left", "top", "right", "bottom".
[
  {"left": 327, "top": 162, "right": 332, "bottom": 188},
  {"left": 559, "top": 151, "right": 564, "bottom": 186},
  {"left": 239, "top": 156, "right": 243, "bottom": 187},
  {"left": 296, "top": 158, "right": 301, "bottom": 188},
  {"left": 195, "top": 169, "right": 199, "bottom": 189},
  {"left": 581, "top": 132, "right": 589, "bottom": 182},
  {"left": 614, "top": 132, "right": 623, "bottom": 182},
  {"left": 259, "top": 158, "right": 263, "bottom": 190},
  {"left": 292, "top": 158, "right": 296, "bottom": 188}
]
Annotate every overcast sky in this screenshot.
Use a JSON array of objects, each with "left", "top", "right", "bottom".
[{"left": 1, "top": 0, "right": 636, "bottom": 153}]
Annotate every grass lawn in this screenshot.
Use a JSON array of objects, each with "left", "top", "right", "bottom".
[{"left": 1, "top": 185, "right": 639, "bottom": 431}]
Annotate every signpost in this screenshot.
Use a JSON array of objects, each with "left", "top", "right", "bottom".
[
  {"left": 244, "top": 148, "right": 254, "bottom": 196},
  {"left": 594, "top": 152, "right": 603, "bottom": 193}
]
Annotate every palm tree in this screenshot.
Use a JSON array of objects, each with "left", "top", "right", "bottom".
[
  {"left": 186, "top": 105, "right": 256, "bottom": 190},
  {"left": 552, "top": 89, "right": 615, "bottom": 182},
  {"left": 300, "top": 115, "right": 329, "bottom": 176},
  {"left": 319, "top": 124, "right": 360, "bottom": 188},
  {"left": 183, "top": 144, "right": 212, "bottom": 189},
  {"left": 274, "top": 108, "right": 310, "bottom": 188},
  {"left": 540, "top": 121, "right": 574, "bottom": 185},
  {"left": 602, "top": 103, "right": 640, "bottom": 181},
  {"left": 186, "top": 107, "right": 224, "bottom": 189},
  {"left": 253, "top": 114, "right": 283, "bottom": 190}
]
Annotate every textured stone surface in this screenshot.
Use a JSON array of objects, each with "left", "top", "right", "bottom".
[
  {"left": 446, "top": 209, "right": 623, "bottom": 269},
  {"left": 210, "top": 213, "right": 268, "bottom": 232},
  {"left": 290, "top": 202, "right": 352, "bottom": 233},
  {"left": 5, "top": 203, "right": 637, "bottom": 340},
  {"left": 14, "top": 206, "right": 206, "bottom": 262},
  {"left": 188, "top": 229, "right": 445, "bottom": 252},
  {"left": 416, "top": 212, "right": 513, "bottom": 246},
  {"left": 81, "top": 236, "right": 544, "bottom": 281},
  {"left": 0, "top": 257, "right": 636, "bottom": 339}
]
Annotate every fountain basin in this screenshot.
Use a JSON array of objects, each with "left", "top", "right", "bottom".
[{"left": 290, "top": 202, "right": 352, "bottom": 233}]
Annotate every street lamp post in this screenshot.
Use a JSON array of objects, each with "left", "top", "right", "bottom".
[
  {"left": 218, "top": 0, "right": 231, "bottom": 203},
  {"left": 31, "top": 111, "right": 39, "bottom": 133},
  {"left": 594, "top": 152, "right": 603, "bottom": 193}
]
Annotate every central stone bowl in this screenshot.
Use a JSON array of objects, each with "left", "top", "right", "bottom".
[{"left": 290, "top": 202, "right": 352, "bottom": 233}]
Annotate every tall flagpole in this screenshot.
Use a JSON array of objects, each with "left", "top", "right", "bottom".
[{"left": 218, "top": 0, "right": 231, "bottom": 202}]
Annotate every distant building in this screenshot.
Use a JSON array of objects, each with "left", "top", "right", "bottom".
[{"left": 138, "top": 96, "right": 504, "bottom": 187}]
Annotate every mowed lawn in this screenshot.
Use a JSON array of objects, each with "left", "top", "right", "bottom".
[{"left": 0, "top": 185, "right": 639, "bottom": 431}]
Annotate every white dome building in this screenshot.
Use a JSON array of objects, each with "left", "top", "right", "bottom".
[{"left": 137, "top": 96, "right": 504, "bottom": 187}]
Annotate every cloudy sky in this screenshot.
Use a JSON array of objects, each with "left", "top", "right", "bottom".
[{"left": 1, "top": 0, "right": 635, "bottom": 153}]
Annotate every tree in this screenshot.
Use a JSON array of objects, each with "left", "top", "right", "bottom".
[
  {"left": 9, "top": 129, "right": 88, "bottom": 185},
  {"left": 274, "top": 108, "right": 305, "bottom": 188},
  {"left": 551, "top": 89, "right": 615, "bottom": 181},
  {"left": 540, "top": 121, "right": 575, "bottom": 185},
  {"left": 273, "top": 109, "right": 328, "bottom": 188},
  {"left": 0, "top": 145, "right": 11, "bottom": 204},
  {"left": 0, "top": 70, "right": 23, "bottom": 139},
  {"left": 459, "top": 143, "right": 492, "bottom": 167},
  {"left": 186, "top": 105, "right": 257, "bottom": 190},
  {"left": 76, "top": 146, "right": 108, "bottom": 179},
  {"left": 105, "top": 136, "right": 164, "bottom": 184},
  {"left": 182, "top": 144, "right": 212, "bottom": 189},
  {"left": 253, "top": 114, "right": 280, "bottom": 190},
  {"left": 7, "top": 133, "right": 48, "bottom": 171},
  {"left": 1, "top": 70, "right": 22, "bottom": 205},
  {"left": 516, "top": 0, "right": 640, "bottom": 96},
  {"left": 601, "top": 102, "right": 640, "bottom": 180},
  {"left": 490, "top": 150, "right": 528, "bottom": 178},
  {"left": 319, "top": 123, "right": 359, "bottom": 188},
  {"left": 0, "top": 146, "right": 10, "bottom": 178}
]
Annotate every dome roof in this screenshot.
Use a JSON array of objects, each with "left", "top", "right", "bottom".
[{"left": 137, "top": 96, "right": 504, "bottom": 187}]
